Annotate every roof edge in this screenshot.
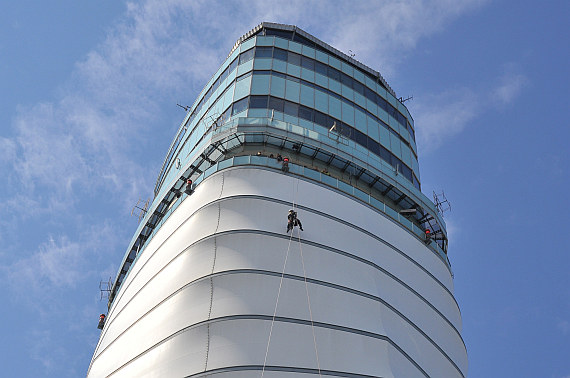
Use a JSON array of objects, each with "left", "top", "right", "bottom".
[{"left": 229, "top": 22, "right": 396, "bottom": 98}]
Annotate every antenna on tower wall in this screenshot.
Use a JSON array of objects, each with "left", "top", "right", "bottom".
[
  {"left": 131, "top": 198, "right": 150, "bottom": 223},
  {"left": 177, "top": 103, "right": 190, "bottom": 112},
  {"left": 433, "top": 191, "right": 451, "bottom": 217},
  {"left": 99, "top": 277, "right": 113, "bottom": 301}
]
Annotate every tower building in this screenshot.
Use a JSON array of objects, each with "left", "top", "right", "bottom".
[{"left": 88, "top": 23, "right": 467, "bottom": 377}]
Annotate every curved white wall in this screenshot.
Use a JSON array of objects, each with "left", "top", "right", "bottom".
[{"left": 88, "top": 167, "right": 467, "bottom": 377}]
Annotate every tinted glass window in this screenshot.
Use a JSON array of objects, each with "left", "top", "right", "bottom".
[
  {"left": 379, "top": 145, "right": 391, "bottom": 163},
  {"left": 220, "top": 67, "right": 229, "bottom": 81},
  {"left": 352, "top": 80, "right": 364, "bottom": 95},
  {"left": 301, "top": 56, "right": 315, "bottom": 70},
  {"left": 364, "top": 87, "right": 376, "bottom": 102},
  {"left": 228, "top": 57, "right": 238, "bottom": 73},
  {"left": 250, "top": 95, "right": 268, "bottom": 108},
  {"left": 339, "top": 123, "right": 352, "bottom": 138},
  {"left": 298, "top": 105, "right": 313, "bottom": 121},
  {"left": 284, "top": 101, "right": 298, "bottom": 117},
  {"left": 239, "top": 48, "right": 255, "bottom": 64},
  {"left": 314, "top": 111, "right": 328, "bottom": 127},
  {"left": 401, "top": 164, "right": 413, "bottom": 181},
  {"left": 255, "top": 46, "right": 273, "bottom": 58},
  {"left": 353, "top": 129, "right": 367, "bottom": 147},
  {"left": 268, "top": 97, "right": 284, "bottom": 112},
  {"left": 315, "top": 61, "right": 328, "bottom": 76},
  {"left": 368, "top": 139, "right": 380, "bottom": 155},
  {"left": 340, "top": 73, "right": 352, "bottom": 87},
  {"left": 328, "top": 67, "right": 341, "bottom": 81},
  {"left": 232, "top": 97, "right": 248, "bottom": 115},
  {"left": 287, "top": 51, "right": 301, "bottom": 66},
  {"left": 273, "top": 48, "right": 288, "bottom": 61},
  {"left": 377, "top": 96, "right": 388, "bottom": 112}
]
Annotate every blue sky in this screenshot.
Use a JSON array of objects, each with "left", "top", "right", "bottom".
[{"left": 0, "top": 1, "right": 568, "bottom": 377}]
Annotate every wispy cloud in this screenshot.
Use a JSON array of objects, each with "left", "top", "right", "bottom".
[
  {"left": 412, "top": 88, "right": 479, "bottom": 152},
  {"left": 412, "top": 64, "right": 529, "bottom": 153},
  {"left": 493, "top": 67, "right": 528, "bottom": 106}
]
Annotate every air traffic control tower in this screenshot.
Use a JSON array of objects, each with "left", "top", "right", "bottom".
[{"left": 88, "top": 23, "right": 467, "bottom": 377}]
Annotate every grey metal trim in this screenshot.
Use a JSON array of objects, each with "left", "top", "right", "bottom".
[
  {"left": 96, "top": 242, "right": 465, "bottom": 377},
  {"left": 187, "top": 364, "right": 383, "bottom": 377},
  {"left": 108, "top": 314, "right": 430, "bottom": 378}
]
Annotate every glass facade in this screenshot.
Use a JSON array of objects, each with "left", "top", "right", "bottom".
[{"left": 156, "top": 35, "right": 422, "bottom": 194}]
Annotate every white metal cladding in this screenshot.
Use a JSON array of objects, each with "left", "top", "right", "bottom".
[{"left": 88, "top": 168, "right": 467, "bottom": 377}]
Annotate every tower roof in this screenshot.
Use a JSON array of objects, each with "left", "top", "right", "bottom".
[{"left": 230, "top": 22, "right": 397, "bottom": 98}]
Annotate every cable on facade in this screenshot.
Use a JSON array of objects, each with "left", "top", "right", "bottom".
[
  {"left": 261, "top": 177, "right": 300, "bottom": 377},
  {"left": 205, "top": 175, "right": 225, "bottom": 372},
  {"left": 297, "top": 229, "right": 322, "bottom": 377}
]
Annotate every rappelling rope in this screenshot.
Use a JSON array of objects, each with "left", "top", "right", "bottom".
[
  {"left": 261, "top": 175, "right": 300, "bottom": 377},
  {"left": 297, "top": 228, "right": 322, "bottom": 377},
  {"left": 205, "top": 172, "right": 224, "bottom": 371},
  {"left": 261, "top": 224, "right": 294, "bottom": 377}
]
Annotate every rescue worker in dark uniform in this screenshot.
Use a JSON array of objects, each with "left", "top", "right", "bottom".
[{"left": 286, "top": 209, "right": 303, "bottom": 233}]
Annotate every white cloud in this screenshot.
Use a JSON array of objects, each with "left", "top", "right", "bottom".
[
  {"left": 493, "top": 69, "right": 528, "bottom": 106},
  {"left": 321, "top": 0, "right": 489, "bottom": 76},
  {"left": 411, "top": 88, "right": 479, "bottom": 152}
]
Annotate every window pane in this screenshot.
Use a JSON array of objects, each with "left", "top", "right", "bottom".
[
  {"left": 368, "top": 139, "right": 380, "bottom": 155},
  {"left": 287, "top": 51, "right": 301, "bottom": 66},
  {"left": 328, "top": 67, "right": 341, "bottom": 82},
  {"left": 314, "top": 111, "right": 328, "bottom": 127},
  {"left": 315, "top": 61, "right": 328, "bottom": 76},
  {"left": 353, "top": 80, "right": 364, "bottom": 95},
  {"left": 232, "top": 97, "right": 248, "bottom": 115},
  {"left": 301, "top": 56, "right": 315, "bottom": 70},
  {"left": 229, "top": 57, "right": 238, "bottom": 73},
  {"left": 353, "top": 129, "right": 367, "bottom": 147},
  {"left": 284, "top": 101, "right": 298, "bottom": 117},
  {"left": 379, "top": 145, "right": 391, "bottom": 163},
  {"left": 255, "top": 46, "right": 273, "bottom": 58},
  {"left": 298, "top": 105, "right": 313, "bottom": 121},
  {"left": 239, "top": 48, "right": 255, "bottom": 64},
  {"left": 249, "top": 95, "right": 268, "bottom": 108},
  {"left": 268, "top": 97, "right": 284, "bottom": 112},
  {"left": 340, "top": 73, "right": 352, "bottom": 88},
  {"left": 339, "top": 123, "right": 352, "bottom": 138},
  {"left": 273, "top": 48, "right": 288, "bottom": 61}
]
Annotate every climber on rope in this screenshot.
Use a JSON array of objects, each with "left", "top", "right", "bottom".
[
  {"left": 286, "top": 209, "right": 303, "bottom": 233},
  {"left": 97, "top": 314, "right": 106, "bottom": 330}
]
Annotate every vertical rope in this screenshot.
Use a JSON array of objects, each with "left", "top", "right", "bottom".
[
  {"left": 205, "top": 172, "right": 224, "bottom": 371},
  {"left": 297, "top": 229, "right": 322, "bottom": 377},
  {"left": 261, "top": 230, "right": 295, "bottom": 377},
  {"left": 261, "top": 176, "right": 300, "bottom": 377}
]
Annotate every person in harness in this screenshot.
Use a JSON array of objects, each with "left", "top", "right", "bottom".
[
  {"left": 286, "top": 209, "right": 303, "bottom": 233},
  {"left": 97, "top": 314, "right": 106, "bottom": 330}
]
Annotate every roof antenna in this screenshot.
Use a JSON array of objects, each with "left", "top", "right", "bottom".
[
  {"left": 177, "top": 103, "right": 190, "bottom": 112},
  {"left": 433, "top": 191, "right": 451, "bottom": 217},
  {"left": 131, "top": 198, "right": 150, "bottom": 223},
  {"left": 348, "top": 50, "right": 356, "bottom": 58},
  {"left": 99, "top": 277, "right": 113, "bottom": 301},
  {"left": 399, "top": 96, "right": 413, "bottom": 104}
]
